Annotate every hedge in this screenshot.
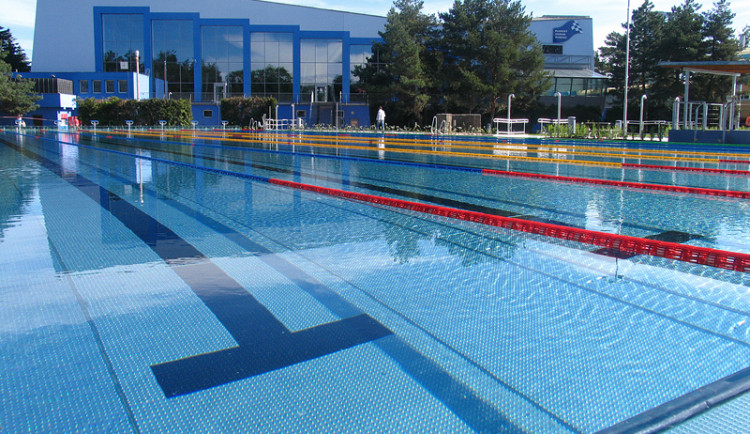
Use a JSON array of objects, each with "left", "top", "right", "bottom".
[{"left": 76, "top": 97, "right": 192, "bottom": 127}]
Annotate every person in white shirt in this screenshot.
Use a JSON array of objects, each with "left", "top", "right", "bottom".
[{"left": 376, "top": 106, "right": 385, "bottom": 132}]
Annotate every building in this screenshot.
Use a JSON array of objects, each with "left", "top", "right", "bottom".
[
  {"left": 530, "top": 16, "right": 608, "bottom": 109},
  {"left": 19, "top": 1, "right": 605, "bottom": 127}
]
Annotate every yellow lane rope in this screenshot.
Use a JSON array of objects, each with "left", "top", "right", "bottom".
[
  {"left": 170, "top": 130, "right": 745, "bottom": 164},
  {"left": 91, "top": 129, "right": 624, "bottom": 168}
]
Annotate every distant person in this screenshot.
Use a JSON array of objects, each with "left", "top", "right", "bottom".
[
  {"left": 745, "top": 115, "right": 750, "bottom": 128},
  {"left": 376, "top": 106, "right": 385, "bottom": 132}
]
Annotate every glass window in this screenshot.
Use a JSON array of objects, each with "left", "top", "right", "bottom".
[
  {"left": 102, "top": 14, "right": 144, "bottom": 73},
  {"left": 300, "top": 38, "right": 342, "bottom": 102},
  {"left": 93, "top": 80, "right": 102, "bottom": 93},
  {"left": 118, "top": 80, "right": 128, "bottom": 93},
  {"left": 250, "top": 32, "right": 293, "bottom": 101},
  {"left": 152, "top": 20, "right": 195, "bottom": 98},
  {"left": 105, "top": 80, "right": 115, "bottom": 93},
  {"left": 203, "top": 110, "right": 213, "bottom": 118},
  {"left": 350, "top": 44, "right": 381, "bottom": 93},
  {"left": 79, "top": 80, "right": 89, "bottom": 93},
  {"left": 555, "top": 78, "right": 572, "bottom": 96},
  {"left": 571, "top": 79, "right": 585, "bottom": 96},
  {"left": 201, "top": 26, "right": 244, "bottom": 99}
]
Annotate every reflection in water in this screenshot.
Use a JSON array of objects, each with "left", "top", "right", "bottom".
[
  {"left": 0, "top": 144, "right": 39, "bottom": 241},
  {"left": 382, "top": 220, "right": 423, "bottom": 264}
]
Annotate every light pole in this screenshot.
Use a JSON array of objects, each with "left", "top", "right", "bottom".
[
  {"left": 507, "top": 93, "right": 515, "bottom": 136},
  {"left": 623, "top": 0, "right": 631, "bottom": 138},
  {"left": 164, "top": 58, "right": 168, "bottom": 99},
  {"left": 555, "top": 91, "right": 562, "bottom": 132},
  {"left": 639, "top": 94, "right": 647, "bottom": 138},
  {"left": 135, "top": 50, "right": 140, "bottom": 101}
]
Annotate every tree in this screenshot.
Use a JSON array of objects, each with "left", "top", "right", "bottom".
[
  {"left": 598, "top": 0, "right": 743, "bottom": 121},
  {"left": 0, "top": 27, "right": 30, "bottom": 72},
  {"left": 355, "top": 0, "right": 436, "bottom": 125},
  {"left": 0, "top": 53, "right": 40, "bottom": 116},
  {"left": 438, "top": 0, "right": 548, "bottom": 121},
  {"left": 699, "top": 0, "right": 740, "bottom": 102}
]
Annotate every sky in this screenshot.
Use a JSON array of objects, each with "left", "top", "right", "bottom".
[{"left": 2, "top": 0, "right": 748, "bottom": 63}]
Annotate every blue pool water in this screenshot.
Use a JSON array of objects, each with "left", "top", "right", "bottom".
[{"left": 2, "top": 129, "right": 750, "bottom": 432}]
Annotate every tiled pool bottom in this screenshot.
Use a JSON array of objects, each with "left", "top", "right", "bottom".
[{"left": 2, "top": 131, "right": 750, "bottom": 432}]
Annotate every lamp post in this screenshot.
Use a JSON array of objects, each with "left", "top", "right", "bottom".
[
  {"left": 623, "top": 0, "right": 631, "bottom": 139},
  {"left": 135, "top": 50, "right": 140, "bottom": 101},
  {"left": 164, "top": 58, "right": 168, "bottom": 99},
  {"left": 507, "top": 93, "right": 515, "bottom": 136},
  {"left": 554, "top": 91, "right": 562, "bottom": 132},
  {"left": 639, "top": 94, "right": 647, "bottom": 138}
]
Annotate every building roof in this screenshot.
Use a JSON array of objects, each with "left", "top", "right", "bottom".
[
  {"left": 659, "top": 61, "right": 750, "bottom": 75},
  {"left": 546, "top": 68, "right": 608, "bottom": 79}
]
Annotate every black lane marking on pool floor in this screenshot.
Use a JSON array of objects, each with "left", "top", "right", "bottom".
[
  {"left": 4, "top": 139, "right": 391, "bottom": 394},
  {"left": 598, "top": 366, "right": 750, "bottom": 433},
  {"left": 4, "top": 138, "right": 532, "bottom": 433}
]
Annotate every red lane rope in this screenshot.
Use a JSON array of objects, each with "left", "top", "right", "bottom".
[
  {"left": 482, "top": 168, "right": 750, "bottom": 199},
  {"left": 623, "top": 163, "right": 750, "bottom": 175},
  {"left": 267, "top": 178, "right": 750, "bottom": 273},
  {"left": 720, "top": 159, "right": 750, "bottom": 164}
]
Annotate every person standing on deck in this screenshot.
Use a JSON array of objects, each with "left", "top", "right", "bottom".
[{"left": 376, "top": 106, "right": 385, "bottom": 132}]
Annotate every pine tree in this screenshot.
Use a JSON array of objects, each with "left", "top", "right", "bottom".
[
  {"left": 354, "top": 0, "right": 436, "bottom": 126},
  {"left": 438, "top": 0, "right": 548, "bottom": 120},
  {"left": 0, "top": 27, "right": 31, "bottom": 72},
  {"left": 699, "top": 0, "right": 740, "bottom": 102},
  {"left": 0, "top": 53, "right": 40, "bottom": 116}
]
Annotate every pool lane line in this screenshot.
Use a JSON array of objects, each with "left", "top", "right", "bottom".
[
  {"left": 482, "top": 168, "right": 750, "bottom": 199},
  {"left": 109, "top": 129, "right": 750, "bottom": 175},
  {"left": 3, "top": 137, "right": 548, "bottom": 433},
  {"left": 125, "top": 129, "right": 731, "bottom": 165},
  {"left": 86, "top": 134, "right": 730, "bottom": 251},
  {"left": 721, "top": 159, "right": 750, "bottom": 164},
  {"left": 40, "top": 132, "right": 750, "bottom": 272},
  {"left": 598, "top": 366, "right": 750, "bottom": 434},
  {"left": 267, "top": 178, "right": 750, "bottom": 272},
  {"left": 622, "top": 162, "right": 750, "bottom": 175},
  {"left": 81, "top": 131, "right": 750, "bottom": 199},
  {"left": 97, "top": 129, "right": 625, "bottom": 168},
  {"left": 168, "top": 129, "right": 750, "bottom": 160}
]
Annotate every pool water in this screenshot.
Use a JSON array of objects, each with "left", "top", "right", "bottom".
[{"left": 2, "top": 129, "right": 750, "bottom": 432}]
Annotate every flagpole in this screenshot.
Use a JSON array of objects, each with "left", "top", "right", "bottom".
[{"left": 623, "top": 0, "right": 631, "bottom": 139}]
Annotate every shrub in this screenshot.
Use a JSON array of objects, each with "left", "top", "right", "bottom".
[{"left": 76, "top": 97, "right": 192, "bottom": 126}]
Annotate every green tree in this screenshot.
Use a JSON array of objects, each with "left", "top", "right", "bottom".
[
  {"left": 0, "top": 27, "right": 30, "bottom": 72},
  {"left": 438, "top": 0, "right": 548, "bottom": 121},
  {"left": 699, "top": 0, "right": 740, "bottom": 102},
  {"left": 599, "top": 0, "right": 743, "bottom": 121},
  {"left": 355, "top": 0, "right": 436, "bottom": 126},
  {"left": 0, "top": 53, "right": 40, "bottom": 117},
  {"left": 655, "top": 0, "right": 706, "bottom": 102}
]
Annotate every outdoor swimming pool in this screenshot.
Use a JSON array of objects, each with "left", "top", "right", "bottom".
[{"left": 2, "top": 129, "right": 750, "bottom": 432}]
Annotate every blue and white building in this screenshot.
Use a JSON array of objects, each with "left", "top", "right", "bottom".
[
  {"left": 530, "top": 16, "right": 608, "bottom": 107},
  {"left": 19, "top": 1, "right": 605, "bottom": 126}
]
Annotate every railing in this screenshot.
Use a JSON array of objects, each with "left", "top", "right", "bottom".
[
  {"left": 263, "top": 118, "right": 304, "bottom": 130},
  {"left": 492, "top": 117, "right": 529, "bottom": 135}
]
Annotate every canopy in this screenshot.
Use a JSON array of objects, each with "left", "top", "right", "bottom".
[{"left": 659, "top": 61, "right": 750, "bottom": 76}]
